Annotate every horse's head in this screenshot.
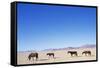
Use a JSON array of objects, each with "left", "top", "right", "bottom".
[
  {"left": 47, "top": 53, "right": 49, "bottom": 55},
  {"left": 67, "top": 51, "right": 71, "bottom": 54},
  {"left": 28, "top": 54, "right": 31, "bottom": 60}
]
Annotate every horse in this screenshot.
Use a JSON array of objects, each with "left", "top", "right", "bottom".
[
  {"left": 47, "top": 53, "right": 55, "bottom": 59},
  {"left": 67, "top": 51, "right": 78, "bottom": 56},
  {"left": 82, "top": 51, "right": 91, "bottom": 56},
  {"left": 28, "top": 52, "right": 38, "bottom": 61}
]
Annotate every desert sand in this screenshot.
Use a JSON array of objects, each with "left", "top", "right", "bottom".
[{"left": 17, "top": 47, "right": 96, "bottom": 65}]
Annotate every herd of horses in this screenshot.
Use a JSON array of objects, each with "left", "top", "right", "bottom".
[{"left": 28, "top": 51, "right": 91, "bottom": 61}]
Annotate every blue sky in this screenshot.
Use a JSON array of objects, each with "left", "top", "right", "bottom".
[{"left": 17, "top": 3, "right": 96, "bottom": 51}]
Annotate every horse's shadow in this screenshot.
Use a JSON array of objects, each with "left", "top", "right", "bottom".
[
  {"left": 37, "top": 57, "right": 59, "bottom": 61},
  {"left": 38, "top": 59, "right": 48, "bottom": 61}
]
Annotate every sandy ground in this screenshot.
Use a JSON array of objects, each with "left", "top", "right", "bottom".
[{"left": 17, "top": 47, "right": 96, "bottom": 65}]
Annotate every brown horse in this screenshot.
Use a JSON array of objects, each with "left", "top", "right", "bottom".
[
  {"left": 28, "top": 52, "right": 38, "bottom": 61},
  {"left": 68, "top": 51, "right": 78, "bottom": 56},
  {"left": 82, "top": 51, "right": 91, "bottom": 56},
  {"left": 47, "top": 53, "right": 55, "bottom": 59}
]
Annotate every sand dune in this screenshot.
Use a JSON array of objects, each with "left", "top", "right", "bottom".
[{"left": 17, "top": 47, "right": 96, "bottom": 65}]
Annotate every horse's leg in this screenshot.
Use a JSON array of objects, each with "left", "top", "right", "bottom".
[
  {"left": 82, "top": 52, "right": 85, "bottom": 56},
  {"left": 71, "top": 54, "right": 73, "bottom": 56},
  {"left": 82, "top": 53, "right": 83, "bottom": 56},
  {"left": 85, "top": 53, "right": 86, "bottom": 56},
  {"left": 32, "top": 57, "right": 35, "bottom": 63},
  {"left": 86, "top": 53, "right": 88, "bottom": 56},
  {"left": 76, "top": 53, "right": 78, "bottom": 56},
  {"left": 72, "top": 54, "right": 74, "bottom": 56},
  {"left": 52, "top": 55, "right": 54, "bottom": 58},
  {"left": 89, "top": 53, "right": 91, "bottom": 56},
  {"left": 36, "top": 57, "right": 38, "bottom": 61},
  {"left": 48, "top": 55, "right": 50, "bottom": 59},
  {"left": 33, "top": 57, "right": 34, "bottom": 61},
  {"left": 36, "top": 54, "right": 38, "bottom": 61}
]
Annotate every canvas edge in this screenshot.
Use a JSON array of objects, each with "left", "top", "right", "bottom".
[
  {"left": 10, "top": 2, "right": 17, "bottom": 66},
  {"left": 10, "top": 1, "right": 98, "bottom": 66}
]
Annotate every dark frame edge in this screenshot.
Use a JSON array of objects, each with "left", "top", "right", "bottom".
[
  {"left": 10, "top": 2, "right": 17, "bottom": 66},
  {"left": 96, "top": 6, "right": 98, "bottom": 61},
  {"left": 12, "top": 1, "right": 97, "bottom": 8}
]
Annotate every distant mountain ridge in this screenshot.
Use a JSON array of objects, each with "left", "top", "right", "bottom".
[
  {"left": 42, "top": 44, "right": 96, "bottom": 51},
  {"left": 80, "top": 44, "right": 96, "bottom": 48},
  {"left": 18, "top": 44, "right": 96, "bottom": 52}
]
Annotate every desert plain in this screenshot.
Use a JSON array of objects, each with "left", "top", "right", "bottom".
[{"left": 17, "top": 46, "right": 96, "bottom": 65}]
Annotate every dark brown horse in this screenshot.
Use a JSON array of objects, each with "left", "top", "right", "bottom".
[
  {"left": 28, "top": 52, "right": 38, "bottom": 61},
  {"left": 82, "top": 51, "right": 91, "bottom": 56},
  {"left": 67, "top": 51, "right": 78, "bottom": 56},
  {"left": 47, "top": 53, "right": 55, "bottom": 59}
]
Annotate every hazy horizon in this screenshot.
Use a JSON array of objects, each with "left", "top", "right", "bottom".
[
  {"left": 17, "top": 3, "right": 96, "bottom": 51},
  {"left": 18, "top": 44, "right": 96, "bottom": 52}
]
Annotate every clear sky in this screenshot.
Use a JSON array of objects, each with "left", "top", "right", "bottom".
[{"left": 17, "top": 3, "right": 96, "bottom": 51}]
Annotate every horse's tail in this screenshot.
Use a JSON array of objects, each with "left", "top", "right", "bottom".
[{"left": 82, "top": 52, "right": 84, "bottom": 55}]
